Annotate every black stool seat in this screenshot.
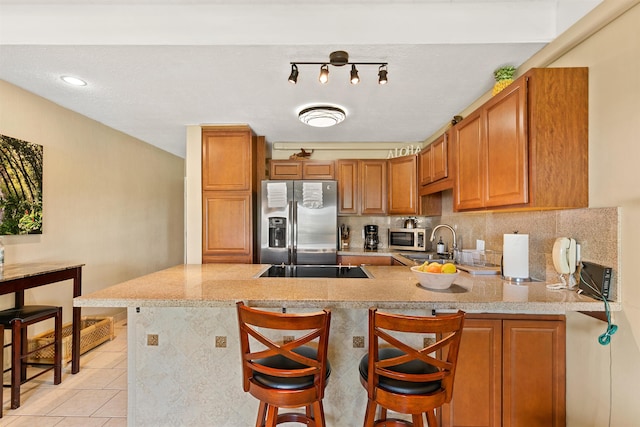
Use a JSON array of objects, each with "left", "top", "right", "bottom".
[
  {"left": 254, "top": 346, "right": 331, "bottom": 390},
  {"left": 0, "top": 304, "right": 63, "bottom": 417},
  {"left": 359, "top": 348, "right": 441, "bottom": 395},
  {"left": 0, "top": 306, "right": 62, "bottom": 325}
]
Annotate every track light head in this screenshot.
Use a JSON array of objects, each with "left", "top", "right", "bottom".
[
  {"left": 350, "top": 64, "right": 360, "bottom": 85},
  {"left": 319, "top": 64, "right": 329, "bottom": 84},
  {"left": 378, "top": 65, "right": 388, "bottom": 85},
  {"left": 288, "top": 64, "right": 299, "bottom": 84}
]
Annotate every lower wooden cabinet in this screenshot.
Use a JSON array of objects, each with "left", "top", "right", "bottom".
[{"left": 441, "top": 314, "right": 566, "bottom": 427}]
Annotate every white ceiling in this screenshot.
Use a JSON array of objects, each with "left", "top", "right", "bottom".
[{"left": 0, "top": 0, "right": 602, "bottom": 158}]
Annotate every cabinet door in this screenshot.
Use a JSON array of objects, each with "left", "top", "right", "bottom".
[
  {"left": 337, "top": 160, "right": 359, "bottom": 215},
  {"left": 419, "top": 145, "right": 433, "bottom": 186},
  {"left": 502, "top": 319, "right": 566, "bottom": 427},
  {"left": 454, "top": 110, "right": 485, "bottom": 210},
  {"left": 442, "top": 318, "right": 502, "bottom": 427},
  {"left": 484, "top": 81, "right": 528, "bottom": 207},
  {"left": 360, "top": 160, "right": 387, "bottom": 215},
  {"left": 303, "top": 161, "right": 335, "bottom": 179},
  {"left": 202, "top": 192, "right": 253, "bottom": 263},
  {"left": 270, "top": 160, "right": 302, "bottom": 180},
  {"left": 431, "top": 132, "right": 449, "bottom": 182},
  {"left": 202, "top": 127, "right": 254, "bottom": 191},
  {"left": 387, "top": 155, "right": 417, "bottom": 215}
]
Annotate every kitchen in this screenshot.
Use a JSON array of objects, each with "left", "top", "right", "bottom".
[{"left": 1, "top": 1, "right": 639, "bottom": 426}]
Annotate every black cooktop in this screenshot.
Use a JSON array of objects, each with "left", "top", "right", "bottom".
[{"left": 259, "top": 265, "right": 370, "bottom": 279}]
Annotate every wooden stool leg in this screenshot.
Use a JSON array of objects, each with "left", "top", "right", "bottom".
[
  {"left": 265, "top": 404, "right": 278, "bottom": 427},
  {"left": 412, "top": 413, "right": 425, "bottom": 427},
  {"left": 425, "top": 409, "right": 437, "bottom": 427},
  {"left": 54, "top": 309, "right": 62, "bottom": 385},
  {"left": 255, "top": 402, "right": 267, "bottom": 427},
  {"left": 313, "top": 400, "right": 325, "bottom": 427},
  {"left": 10, "top": 320, "right": 22, "bottom": 409},
  {"left": 364, "top": 399, "right": 377, "bottom": 426}
]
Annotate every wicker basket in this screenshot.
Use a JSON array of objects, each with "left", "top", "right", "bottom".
[{"left": 27, "top": 316, "right": 115, "bottom": 364}]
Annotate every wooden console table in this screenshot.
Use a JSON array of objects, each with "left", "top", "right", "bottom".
[{"left": 0, "top": 263, "right": 84, "bottom": 374}]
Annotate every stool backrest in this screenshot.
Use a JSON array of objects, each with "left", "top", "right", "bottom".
[
  {"left": 366, "top": 308, "right": 465, "bottom": 403},
  {"left": 236, "top": 302, "right": 331, "bottom": 398}
]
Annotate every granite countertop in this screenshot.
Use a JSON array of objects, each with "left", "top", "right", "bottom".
[{"left": 73, "top": 263, "right": 618, "bottom": 314}]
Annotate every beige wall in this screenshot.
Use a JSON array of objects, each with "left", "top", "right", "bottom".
[
  {"left": 548, "top": 4, "right": 640, "bottom": 425},
  {"left": 0, "top": 81, "right": 185, "bottom": 324}
]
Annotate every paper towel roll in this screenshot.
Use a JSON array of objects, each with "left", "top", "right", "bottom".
[{"left": 502, "top": 234, "right": 529, "bottom": 280}]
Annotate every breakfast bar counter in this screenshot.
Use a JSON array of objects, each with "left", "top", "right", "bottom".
[
  {"left": 73, "top": 263, "right": 615, "bottom": 427},
  {"left": 73, "top": 263, "right": 614, "bottom": 313}
]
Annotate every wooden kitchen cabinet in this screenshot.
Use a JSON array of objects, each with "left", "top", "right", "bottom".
[
  {"left": 387, "top": 154, "right": 418, "bottom": 215},
  {"left": 202, "top": 125, "right": 258, "bottom": 263},
  {"left": 453, "top": 67, "right": 588, "bottom": 211},
  {"left": 337, "top": 159, "right": 387, "bottom": 215},
  {"left": 270, "top": 160, "right": 335, "bottom": 180},
  {"left": 419, "top": 131, "right": 449, "bottom": 186},
  {"left": 441, "top": 314, "right": 566, "bottom": 427}
]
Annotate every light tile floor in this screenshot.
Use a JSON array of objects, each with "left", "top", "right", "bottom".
[{"left": 0, "top": 318, "right": 128, "bottom": 426}]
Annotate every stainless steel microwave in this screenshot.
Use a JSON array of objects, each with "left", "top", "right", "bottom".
[{"left": 388, "top": 228, "right": 429, "bottom": 252}]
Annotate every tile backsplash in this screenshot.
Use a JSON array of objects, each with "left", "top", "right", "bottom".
[{"left": 340, "top": 191, "right": 619, "bottom": 298}]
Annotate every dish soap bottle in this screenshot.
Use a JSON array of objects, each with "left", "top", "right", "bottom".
[{"left": 436, "top": 236, "right": 446, "bottom": 255}]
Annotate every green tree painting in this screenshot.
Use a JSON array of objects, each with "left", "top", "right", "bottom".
[{"left": 0, "top": 134, "right": 43, "bottom": 235}]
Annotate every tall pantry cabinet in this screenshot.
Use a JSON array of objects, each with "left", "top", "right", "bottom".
[{"left": 201, "top": 125, "right": 258, "bottom": 263}]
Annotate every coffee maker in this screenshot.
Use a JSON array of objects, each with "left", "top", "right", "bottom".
[{"left": 364, "top": 225, "right": 379, "bottom": 251}]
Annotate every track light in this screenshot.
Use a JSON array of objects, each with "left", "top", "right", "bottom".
[
  {"left": 378, "top": 65, "right": 388, "bottom": 85},
  {"left": 350, "top": 64, "right": 360, "bottom": 85},
  {"left": 318, "top": 64, "right": 329, "bottom": 84},
  {"left": 288, "top": 64, "right": 299, "bottom": 84},
  {"left": 289, "top": 51, "right": 387, "bottom": 85}
]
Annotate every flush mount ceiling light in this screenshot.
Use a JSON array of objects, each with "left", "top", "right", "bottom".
[
  {"left": 60, "top": 75, "right": 87, "bottom": 86},
  {"left": 289, "top": 51, "right": 388, "bottom": 85},
  {"left": 298, "top": 106, "right": 346, "bottom": 128}
]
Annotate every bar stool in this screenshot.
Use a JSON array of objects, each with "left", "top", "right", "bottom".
[
  {"left": 0, "top": 305, "right": 63, "bottom": 417},
  {"left": 359, "top": 308, "right": 465, "bottom": 427},
  {"left": 236, "top": 302, "right": 331, "bottom": 427}
]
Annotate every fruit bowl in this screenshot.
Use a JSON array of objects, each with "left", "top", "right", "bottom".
[{"left": 411, "top": 266, "right": 460, "bottom": 290}]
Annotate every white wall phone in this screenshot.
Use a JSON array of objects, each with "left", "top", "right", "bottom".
[{"left": 552, "top": 237, "right": 577, "bottom": 274}]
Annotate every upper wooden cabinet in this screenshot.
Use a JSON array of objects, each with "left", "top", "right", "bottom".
[
  {"left": 419, "top": 131, "right": 449, "bottom": 186},
  {"left": 201, "top": 125, "right": 258, "bottom": 264},
  {"left": 337, "top": 159, "right": 387, "bottom": 215},
  {"left": 387, "top": 154, "right": 418, "bottom": 215},
  {"left": 270, "top": 160, "right": 335, "bottom": 180},
  {"left": 453, "top": 67, "right": 588, "bottom": 211}
]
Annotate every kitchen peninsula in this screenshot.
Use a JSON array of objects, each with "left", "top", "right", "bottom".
[{"left": 75, "top": 262, "right": 615, "bottom": 426}]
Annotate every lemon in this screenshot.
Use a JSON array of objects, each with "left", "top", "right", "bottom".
[{"left": 442, "top": 263, "right": 457, "bottom": 274}]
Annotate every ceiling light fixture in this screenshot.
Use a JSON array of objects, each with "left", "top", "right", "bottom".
[
  {"left": 60, "top": 75, "right": 87, "bottom": 86},
  {"left": 378, "top": 65, "right": 388, "bottom": 85},
  {"left": 288, "top": 64, "right": 299, "bottom": 84},
  {"left": 298, "top": 106, "right": 346, "bottom": 128},
  {"left": 289, "top": 51, "right": 387, "bottom": 85}
]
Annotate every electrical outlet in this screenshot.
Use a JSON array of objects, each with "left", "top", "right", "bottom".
[
  {"left": 283, "top": 336, "right": 295, "bottom": 344},
  {"left": 424, "top": 337, "right": 436, "bottom": 348}
]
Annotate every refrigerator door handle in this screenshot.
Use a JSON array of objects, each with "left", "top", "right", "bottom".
[{"left": 291, "top": 201, "right": 298, "bottom": 265}]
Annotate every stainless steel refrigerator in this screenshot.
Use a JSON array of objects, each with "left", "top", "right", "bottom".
[{"left": 259, "top": 180, "right": 337, "bottom": 265}]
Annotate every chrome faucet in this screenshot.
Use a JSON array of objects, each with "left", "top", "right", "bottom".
[{"left": 430, "top": 224, "right": 457, "bottom": 261}]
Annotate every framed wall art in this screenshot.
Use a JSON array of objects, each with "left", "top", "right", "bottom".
[{"left": 0, "top": 133, "right": 43, "bottom": 235}]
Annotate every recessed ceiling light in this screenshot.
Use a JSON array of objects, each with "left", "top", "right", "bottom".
[
  {"left": 298, "top": 106, "right": 346, "bottom": 128},
  {"left": 61, "top": 76, "right": 87, "bottom": 86}
]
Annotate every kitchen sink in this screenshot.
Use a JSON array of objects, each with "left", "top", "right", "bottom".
[
  {"left": 399, "top": 252, "right": 451, "bottom": 263},
  {"left": 258, "top": 264, "right": 372, "bottom": 279}
]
